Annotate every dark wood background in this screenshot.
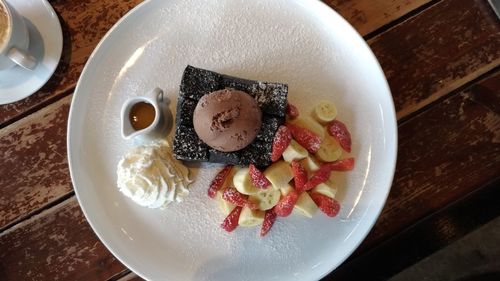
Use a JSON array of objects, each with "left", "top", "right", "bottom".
[{"left": 0, "top": 0, "right": 498, "bottom": 280}]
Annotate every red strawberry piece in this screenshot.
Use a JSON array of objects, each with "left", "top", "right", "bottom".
[
  {"left": 286, "top": 123, "right": 322, "bottom": 154},
  {"left": 221, "top": 206, "right": 243, "bottom": 232},
  {"left": 274, "top": 190, "right": 299, "bottom": 217},
  {"left": 222, "top": 187, "right": 248, "bottom": 207},
  {"left": 249, "top": 163, "right": 271, "bottom": 189},
  {"left": 271, "top": 126, "right": 292, "bottom": 162},
  {"left": 260, "top": 209, "right": 277, "bottom": 237},
  {"left": 327, "top": 120, "right": 352, "bottom": 153},
  {"left": 291, "top": 160, "right": 308, "bottom": 193},
  {"left": 303, "top": 164, "right": 332, "bottom": 191},
  {"left": 286, "top": 103, "right": 299, "bottom": 119},
  {"left": 247, "top": 200, "right": 259, "bottom": 210},
  {"left": 208, "top": 165, "right": 233, "bottom": 198},
  {"left": 310, "top": 192, "right": 341, "bottom": 217},
  {"left": 326, "top": 158, "right": 355, "bottom": 171}
]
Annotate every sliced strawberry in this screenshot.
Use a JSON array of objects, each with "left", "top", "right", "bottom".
[
  {"left": 271, "top": 125, "right": 292, "bottom": 162},
  {"left": 260, "top": 209, "right": 277, "bottom": 237},
  {"left": 310, "top": 192, "right": 341, "bottom": 217},
  {"left": 286, "top": 103, "right": 299, "bottom": 119},
  {"left": 327, "top": 120, "right": 352, "bottom": 153},
  {"left": 303, "top": 164, "right": 332, "bottom": 191},
  {"left": 274, "top": 190, "right": 299, "bottom": 217},
  {"left": 221, "top": 206, "right": 243, "bottom": 232},
  {"left": 286, "top": 123, "right": 322, "bottom": 154},
  {"left": 326, "top": 158, "right": 355, "bottom": 171},
  {"left": 222, "top": 187, "right": 248, "bottom": 207},
  {"left": 208, "top": 165, "right": 233, "bottom": 198},
  {"left": 246, "top": 200, "right": 259, "bottom": 210},
  {"left": 249, "top": 163, "right": 271, "bottom": 189},
  {"left": 291, "top": 160, "right": 308, "bottom": 193}
]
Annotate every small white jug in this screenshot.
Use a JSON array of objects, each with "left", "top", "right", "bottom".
[{"left": 121, "top": 88, "right": 169, "bottom": 141}]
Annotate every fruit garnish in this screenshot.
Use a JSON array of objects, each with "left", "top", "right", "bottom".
[
  {"left": 260, "top": 209, "right": 277, "bottom": 237},
  {"left": 303, "top": 164, "right": 333, "bottom": 191},
  {"left": 286, "top": 103, "right": 299, "bottom": 119},
  {"left": 208, "top": 165, "right": 233, "bottom": 198},
  {"left": 274, "top": 190, "right": 299, "bottom": 217},
  {"left": 282, "top": 139, "right": 308, "bottom": 163},
  {"left": 249, "top": 188, "right": 281, "bottom": 210},
  {"left": 327, "top": 120, "right": 352, "bottom": 153},
  {"left": 271, "top": 126, "right": 292, "bottom": 162},
  {"left": 310, "top": 192, "right": 340, "bottom": 217},
  {"left": 291, "top": 160, "right": 308, "bottom": 193},
  {"left": 315, "top": 136, "right": 342, "bottom": 162},
  {"left": 313, "top": 100, "right": 337, "bottom": 124},
  {"left": 326, "top": 157, "right": 355, "bottom": 171},
  {"left": 233, "top": 168, "right": 260, "bottom": 195},
  {"left": 221, "top": 206, "right": 243, "bottom": 232},
  {"left": 293, "top": 192, "right": 318, "bottom": 218},
  {"left": 238, "top": 206, "right": 265, "bottom": 227},
  {"left": 222, "top": 187, "right": 249, "bottom": 207},
  {"left": 286, "top": 123, "right": 322, "bottom": 154},
  {"left": 249, "top": 163, "right": 271, "bottom": 189}
]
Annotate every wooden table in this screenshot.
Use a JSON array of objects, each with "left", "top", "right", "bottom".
[{"left": 0, "top": 0, "right": 499, "bottom": 280}]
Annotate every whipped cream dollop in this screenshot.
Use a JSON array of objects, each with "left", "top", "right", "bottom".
[{"left": 117, "top": 140, "right": 192, "bottom": 208}]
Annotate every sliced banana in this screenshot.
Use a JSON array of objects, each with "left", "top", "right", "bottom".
[
  {"left": 222, "top": 167, "right": 239, "bottom": 189},
  {"left": 315, "top": 136, "right": 342, "bottom": 162},
  {"left": 250, "top": 188, "right": 281, "bottom": 210},
  {"left": 216, "top": 190, "right": 236, "bottom": 215},
  {"left": 238, "top": 206, "right": 265, "bottom": 227},
  {"left": 300, "top": 156, "right": 321, "bottom": 174},
  {"left": 293, "top": 192, "right": 318, "bottom": 218},
  {"left": 280, "top": 184, "right": 294, "bottom": 196},
  {"left": 313, "top": 100, "right": 337, "bottom": 124},
  {"left": 312, "top": 178, "right": 337, "bottom": 199},
  {"left": 264, "top": 160, "right": 294, "bottom": 191},
  {"left": 233, "top": 168, "right": 260, "bottom": 195},
  {"left": 282, "top": 140, "right": 308, "bottom": 163},
  {"left": 288, "top": 116, "right": 326, "bottom": 140}
]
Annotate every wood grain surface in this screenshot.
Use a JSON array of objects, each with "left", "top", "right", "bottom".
[
  {"left": 0, "top": 96, "right": 72, "bottom": 230},
  {"left": 0, "top": 198, "right": 126, "bottom": 281}
]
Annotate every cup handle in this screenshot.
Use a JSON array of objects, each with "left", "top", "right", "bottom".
[{"left": 7, "top": 47, "right": 37, "bottom": 70}]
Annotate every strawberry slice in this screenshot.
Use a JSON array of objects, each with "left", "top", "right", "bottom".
[
  {"left": 222, "top": 187, "right": 248, "bottom": 207},
  {"left": 326, "top": 158, "right": 355, "bottom": 171},
  {"left": 310, "top": 192, "right": 341, "bottom": 217},
  {"left": 260, "top": 209, "right": 277, "bottom": 237},
  {"left": 208, "top": 165, "right": 233, "bottom": 198},
  {"left": 327, "top": 120, "right": 352, "bottom": 153},
  {"left": 286, "top": 123, "right": 322, "bottom": 154},
  {"left": 303, "top": 164, "right": 332, "bottom": 191},
  {"left": 274, "top": 190, "right": 299, "bottom": 217},
  {"left": 286, "top": 103, "right": 299, "bottom": 119},
  {"left": 249, "top": 163, "right": 271, "bottom": 189},
  {"left": 221, "top": 206, "right": 243, "bottom": 232},
  {"left": 291, "top": 160, "right": 308, "bottom": 193},
  {"left": 271, "top": 126, "right": 292, "bottom": 162}
]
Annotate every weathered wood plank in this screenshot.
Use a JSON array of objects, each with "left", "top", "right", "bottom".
[
  {"left": 0, "top": 0, "right": 143, "bottom": 126},
  {"left": 326, "top": 0, "right": 434, "bottom": 35},
  {"left": 0, "top": 96, "right": 72, "bottom": 230},
  {"left": 0, "top": 198, "right": 126, "bottom": 281},
  {"left": 363, "top": 71, "right": 500, "bottom": 248},
  {"left": 369, "top": 0, "right": 500, "bottom": 118}
]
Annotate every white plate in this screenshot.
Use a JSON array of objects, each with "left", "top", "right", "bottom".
[
  {"left": 68, "top": 0, "right": 397, "bottom": 280},
  {"left": 0, "top": 0, "right": 62, "bottom": 104}
]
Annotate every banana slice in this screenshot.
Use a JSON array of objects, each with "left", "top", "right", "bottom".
[
  {"left": 249, "top": 188, "right": 281, "bottom": 210},
  {"left": 313, "top": 100, "right": 337, "bottom": 124},
  {"left": 288, "top": 116, "right": 326, "bottom": 140},
  {"left": 233, "top": 168, "right": 260, "bottom": 195},
  {"left": 238, "top": 206, "right": 265, "bottom": 227},
  {"left": 282, "top": 140, "right": 308, "bottom": 163},
  {"left": 222, "top": 167, "right": 239, "bottom": 189},
  {"left": 293, "top": 192, "right": 318, "bottom": 218},
  {"left": 264, "top": 161, "right": 294, "bottom": 191},
  {"left": 216, "top": 190, "right": 236, "bottom": 215},
  {"left": 312, "top": 178, "right": 337, "bottom": 199},
  {"left": 300, "top": 156, "right": 321, "bottom": 174},
  {"left": 280, "top": 184, "right": 294, "bottom": 196},
  {"left": 315, "top": 136, "right": 342, "bottom": 162}
]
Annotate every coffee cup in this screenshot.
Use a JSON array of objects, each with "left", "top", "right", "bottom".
[
  {"left": 0, "top": 0, "right": 36, "bottom": 71},
  {"left": 121, "top": 88, "right": 171, "bottom": 141}
]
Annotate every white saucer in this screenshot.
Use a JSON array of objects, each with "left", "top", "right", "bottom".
[{"left": 0, "top": 0, "right": 62, "bottom": 105}]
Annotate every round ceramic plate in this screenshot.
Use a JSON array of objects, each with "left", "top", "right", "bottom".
[{"left": 68, "top": 0, "right": 397, "bottom": 280}]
